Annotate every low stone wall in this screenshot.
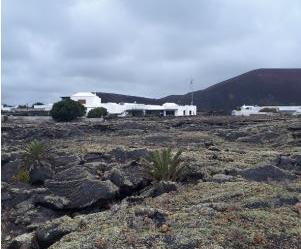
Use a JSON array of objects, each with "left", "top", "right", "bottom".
[{"left": 3, "top": 115, "right": 53, "bottom": 122}]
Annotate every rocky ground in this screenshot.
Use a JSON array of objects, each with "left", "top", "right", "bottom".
[{"left": 1, "top": 115, "right": 301, "bottom": 249}]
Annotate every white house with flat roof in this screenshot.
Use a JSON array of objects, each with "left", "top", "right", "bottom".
[{"left": 70, "top": 92, "right": 197, "bottom": 117}]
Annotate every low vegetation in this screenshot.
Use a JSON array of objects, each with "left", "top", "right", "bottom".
[
  {"left": 87, "top": 107, "right": 108, "bottom": 118},
  {"left": 2, "top": 115, "right": 300, "bottom": 248},
  {"left": 142, "top": 148, "right": 183, "bottom": 181},
  {"left": 23, "top": 139, "right": 49, "bottom": 169},
  {"left": 15, "top": 140, "right": 52, "bottom": 183},
  {"left": 50, "top": 99, "right": 86, "bottom": 122},
  {"left": 13, "top": 167, "right": 31, "bottom": 183}
]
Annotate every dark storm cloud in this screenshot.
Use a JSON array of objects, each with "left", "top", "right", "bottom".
[{"left": 2, "top": 0, "right": 301, "bottom": 105}]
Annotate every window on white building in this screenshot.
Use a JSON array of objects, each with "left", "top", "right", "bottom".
[{"left": 78, "top": 99, "right": 86, "bottom": 105}]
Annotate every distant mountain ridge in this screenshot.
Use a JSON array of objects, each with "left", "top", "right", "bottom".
[
  {"left": 96, "top": 68, "right": 301, "bottom": 113},
  {"left": 95, "top": 92, "right": 158, "bottom": 105}
]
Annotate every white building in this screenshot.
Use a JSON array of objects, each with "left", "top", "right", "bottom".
[
  {"left": 70, "top": 92, "right": 197, "bottom": 117},
  {"left": 33, "top": 104, "right": 53, "bottom": 111},
  {"left": 1, "top": 105, "right": 14, "bottom": 112},
  {"left": 232, "top": 105, "right": 301, "bottom": 116}
]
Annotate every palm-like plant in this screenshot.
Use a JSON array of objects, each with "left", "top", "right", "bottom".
[
  {"left": 142, "top": 148, "right": 183, "bottom": 181},
  {"left": 23, "top": 139, "right": 50, "bottom": 170}
]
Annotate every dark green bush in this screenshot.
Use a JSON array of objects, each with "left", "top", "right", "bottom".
[
  {"left": 87, "top": 107, "right": 108, "bottom": 118},
  {"left": 50, "top": 99, "right": 86, "bottom": 122},
  {"left": 142, "top": 148, "right": 183, "bottom": 182}
]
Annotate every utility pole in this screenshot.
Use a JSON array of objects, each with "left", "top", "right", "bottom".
[{"left": 190, "top": 78, "right": 194, "bottom": 105}]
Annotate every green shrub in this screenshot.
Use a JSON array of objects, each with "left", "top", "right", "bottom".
[
  {"left": 16, "top": 139, "right": 53, "bottom": 183},
  {"left": 13, "top": 167, "right": 30, "bottom": 183},
  {"left": 23, "top": 139, "right": 49, "bottom": 170},
  {"left": 87, "top": 107, "right": 108, "bottom": 118},
  {"left": 142, "top": 148, "right": 183, "bottom": 181},
  {"left": 50, "top": 99, "right": 86, "bottom": 122}
]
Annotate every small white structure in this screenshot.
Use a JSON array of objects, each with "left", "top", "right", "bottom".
[
  {"left": 232, "top": 105, "right": 301, "bottom": 116},
  {"left": 70, "top": 92, "right": 197, "bottom": 117},
  {"left": 1, "top": 105, "right": 14, "bottom": 112},
  {"left": 33, "top": 104, "right": 53, "bottom": 111}
]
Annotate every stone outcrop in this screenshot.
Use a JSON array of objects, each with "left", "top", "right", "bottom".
[
  {"left": 239, "top": 165, "right": 296, "bottom": 182},
  {"left": 38, "top": 167, "right": 118, "bottom": 209},
  {"left": 36, "top": 216, "right": 82, "bottom": 248},
  {"left": 7, "top": 232, "right": 38, "bottom": 249}
]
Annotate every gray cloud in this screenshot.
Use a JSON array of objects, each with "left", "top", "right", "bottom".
[{"left": 2, "top": 0, "right": 301, "bottom": 105}]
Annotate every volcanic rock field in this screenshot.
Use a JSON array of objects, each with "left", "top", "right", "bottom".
[{"left": 1, "top": 115, "right": 301, "bottom": 248}]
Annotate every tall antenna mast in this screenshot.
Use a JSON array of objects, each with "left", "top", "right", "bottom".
[{"left": 190, "top": 78, "right": 194, "bottom": 105}]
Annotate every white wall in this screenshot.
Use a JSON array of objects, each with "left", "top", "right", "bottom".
[
  {"left": 69, "top": 92, "right": 197, "bottom": 117},
  {"left": 232, "top": 105, "right": 301, "bottom": 116},
  {"left": 71, "top": 94, "right": 101, "bottom": 108},
  {"left": 33, "top": 104, "right": 53, "bottom": 111},
  {"left": 98, "top": 103, "right": 126, "bottom": 114},
  {"left": 175, "top": 105, "right": 197, "bottom": 116}
]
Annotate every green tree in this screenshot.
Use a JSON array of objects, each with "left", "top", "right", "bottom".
[
  {"left": 50, "top": 99, "right": 86, "bottom": 122},
  {"left": 87, "top": 107, "right": 108, "bottom": 118}
]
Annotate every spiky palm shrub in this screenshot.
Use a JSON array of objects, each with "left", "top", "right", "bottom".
[
  {"left": 23, "top": 139, "right": 49, "bottom": 170},
  {"left": 16, "top": 140, "right": 52, "bottom": 183},
  {"left": 142, "top": 148, "right": 183, "bottom": 182}
]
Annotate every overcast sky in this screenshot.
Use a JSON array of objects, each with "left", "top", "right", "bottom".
[{"left": 2, "top": 0, "right": 301, "bottom": 105}]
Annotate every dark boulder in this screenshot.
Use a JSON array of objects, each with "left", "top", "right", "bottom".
[
  {"left": 180, "top": 163, "right": 210, "bottom": 182},
  {"left": 36, "top": 216, "right": 81, "bottom": 248},
  {"left": 8, "top": 232, "right": 39, "bottom": 249},
  {"left": 162, "top": 234, "right": 199, "bottom": 249},
  {"left": 244, "top": 200, "right": 272, "bottom": 209},
  {"left": 239, "top": 165, "right": 296, "bottom": 182},
  {"left": 54, "top": 154, "right": 81, "bottom": 166},
  {"left": 141, "top": 181, "right": 178, "bottom": 198},
  {"left": 53, "top": 154, "right": 81, "bottom": 172},
  {"left": 38, "top": 167, "right": 118, "bottom": 209},
  {"left": 131, "top": 207, "right": 168, "bottom": 228},
  {"left": 212, "top": 173, "right": 234, "bottom": 183},
  {"left": 275, "top": 155, "right": 301, "bottom": 172},
  {"left": 109, "top": 168, "right": 134, "bottom": 188},
  {"left": 3, "top": 185, "right": 48, "bottom": 209},
  {"left": 1, "top": 160, "right": 23, "bottom": 182},
  {"left": 110, "top": 147, "right": 149, "bottom": 162},
  {"left": 84, "top": 152, "right": 108, "bottom": 162},
  {"left": 2, "top": 152, "right": 22, "bottom": 165},
  {"left": 107, "top": 162, "right": 149, "bottom": 196},
  {"left": 273, "top": 196, "right": 299, "bottom": 207},
  {"left": 122, "top": 161, "right": 149, "bottom": 187},
  {"left": 29, "top": 162, "right": 53, "bottom": 185}
]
